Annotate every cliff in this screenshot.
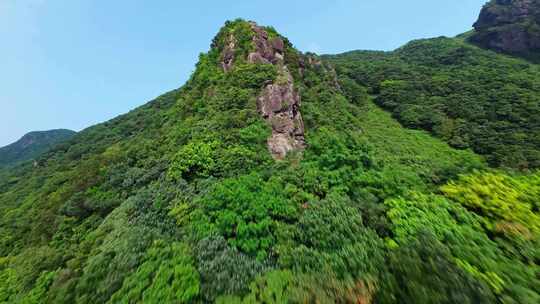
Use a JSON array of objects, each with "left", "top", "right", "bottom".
[{"left": 471, "top": 0, "right": 540, "bottom": 58}]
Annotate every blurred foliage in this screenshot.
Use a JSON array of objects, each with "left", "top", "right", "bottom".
[
  {"left": 109, "top": 240, "right": 199, "bottom": 304},
  {"left": 442, "top": 171, "right": 540, "bottom": 238},
  {"left": 0, "top": 19, "right": 538, "bottom": 304}
]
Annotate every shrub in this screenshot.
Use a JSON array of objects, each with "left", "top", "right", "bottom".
[
  {"left": 168, "top": 140, "right": 221, "bottom": 180},
  {"left": 195, "top": 235, "right": 267, "bottom": 301},
  {"left": 109, "top": 240, "right": 200, "bottom": 304},
  {"left": 191, "top": 173, "right": 298, "bottom": 260}
]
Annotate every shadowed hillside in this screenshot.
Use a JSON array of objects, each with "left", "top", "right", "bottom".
[{"left": 0, "top": 129, "right": 76, "bottom": 168}]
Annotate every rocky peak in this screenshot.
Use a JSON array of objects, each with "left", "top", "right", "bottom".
[
  {"left": 218, "top": 21, "right": 305, "bottom": 159},
  {"left": 474, "top": 0, "right": 535, "bottom": 28},
  {"left": 247, "top": 22, "right": 285, "bottom": 65},
  {"left": 471, "top": 0, "right": 540, "bottom": 55},
  {"left": 221, "top": 34, "right": 237, "bottom": 72}
]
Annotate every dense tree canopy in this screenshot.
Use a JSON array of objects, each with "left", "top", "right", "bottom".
[
  {"left": 0, "top": 19, "right": 539, "bottom": 303},
  {"left": 325, "top": 37, "right": 540, "bottom": 169}
]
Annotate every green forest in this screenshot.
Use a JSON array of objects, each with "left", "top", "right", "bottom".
[
  {"left": 325, "top": 37, "right": 540, "bottom": 169},
  {"left": 1, "top": 7, "right": 540, "bottom": 304}
]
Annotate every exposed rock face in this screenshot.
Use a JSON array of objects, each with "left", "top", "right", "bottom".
[
  {"left": 471, "top": 0, "right": 540, "bottom": 55},
  {"left": 220, "top": 21, "right": 305, "bottom": 159},
  {"left": 248, "top": 23, "right": 285, "bottom": 65},
  {"left": 249, "top": 23, "right": 305, "bottom": 159},
  {"left": 258, "top": 66, "right": 305, "bottom": 159},
  {"left": 221, "top": 34, "right": 236, "bottom": 72}
]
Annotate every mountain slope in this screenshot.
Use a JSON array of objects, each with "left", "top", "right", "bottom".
[
  {"left": 325, "top": 36, "right": 540, "bottom": 168},
  {"left": 0, "top": 19, "right": 539, "bottom": 304},
  {"left": 0, "top": 129, "right": 76, "bottom": 168}
]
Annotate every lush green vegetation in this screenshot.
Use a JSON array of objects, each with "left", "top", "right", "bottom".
[
  {"left": 0, "top": 19, "right": 539, "bottom": 303},
  {"left": 0, "top": 129, "right": 76, "bottom": 169},
  {"left": 325, "top": 37, "right": 540, "bottom": 169}
]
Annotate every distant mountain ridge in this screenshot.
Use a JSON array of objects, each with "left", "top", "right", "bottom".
[{"left": 0, "top": 129, "right": 76, "bottom": 168}]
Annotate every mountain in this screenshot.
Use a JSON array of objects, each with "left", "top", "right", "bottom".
[
  {"left": 470, "top": 0, "right": 540, "bottom": 60},
  {"left": 0, "top": 17, "right": 539, "bottom": 304},
  {"left": 325, "top": 36, "right": 540, "bottom": 169},
  {"left": 0, "top": 129, "right": 76, "bottom": 168}
]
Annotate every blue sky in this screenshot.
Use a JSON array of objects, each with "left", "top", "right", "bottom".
[{"left": 0, "top": 0, "right": 487, "bottom": 146}]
